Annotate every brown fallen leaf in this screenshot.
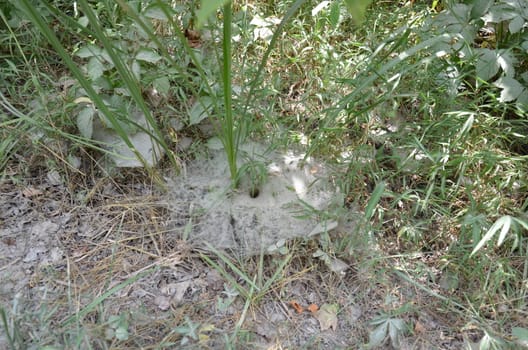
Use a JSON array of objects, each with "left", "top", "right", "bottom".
[
  {"left": 22, "top": 186, "right": 43, "bottom": 197},
  {"left": 307, "top": 303, "right": 319, "bottom": 313},
  {"left": 314, "top": 303, "right": 338, "bottom": 331},
  {"left": 414, "top": 320, "right": 426, "bottom": 334},
  {"left": 289, "top": 300, "right": 304, "bottom": 314},
  {"left": 185, "top": 29, "right": 202, "bottom": 48}
]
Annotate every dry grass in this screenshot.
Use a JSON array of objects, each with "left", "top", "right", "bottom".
[{"left": 0, "top": 164, "right": 479, "bottom": 348}]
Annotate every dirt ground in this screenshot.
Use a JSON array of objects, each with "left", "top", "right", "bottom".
[{"left": 0, "top": 150, "right": 472, "bottom": 349}]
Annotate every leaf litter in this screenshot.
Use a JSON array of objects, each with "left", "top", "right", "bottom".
[{"left": 0, "top": 155, "right": 467, "bottom": 349}]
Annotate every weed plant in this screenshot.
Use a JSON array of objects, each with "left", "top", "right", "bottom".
[{"left": 1, "top": 0, "right": 528, "bottom": 348}]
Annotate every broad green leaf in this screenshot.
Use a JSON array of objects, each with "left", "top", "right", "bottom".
[
  {"left": 343, "top": 0, "right": 372, "bottom": 24},
  {"left": 512, "top": 327, "right": 528, "bottom": 346},
  {"left": 196, "top": 0, "right": 230, "bottom": 28},
  {"left": 476, "top": 48, "right": 499, "bottom": 81},
  {"left": 483, "top": 4, "right": 518, "bottom": 23},
  {"left": 153, "top": 76, "right": 170, "bottom": 96},
  {"left": 388, "top": 318, "right": 405, "bottom": 348},
  {"left": 144, "top": 4, "right": 173, "bottom": 21},
  {"left": 189, "top": 96, "right": 214, "bottom": 125},
  {"left": 497, "top": 50, "right": 516, "bottom": 77},
  {"left": 469, "top": 0, "right": 493, "bottom": 20},
  {"left": 522, "top": 40, "right": 528, "bottom": 52},
  {"left": 494, "top": 77, "right": 526, "bottom": 102},
  {"left": 108, "top": 315, "right": 121, "bottom": 328},
  {"left": 509, "top": 15, "right": 524, "bottom": 34},
  {"left": 368, "top": 320, "right": 388, "bottom": 347},
  {"left": 115, "top": 326, "right": 129, "bottom": 340},
  {"left": 135, "top": 49, "right": 162, "bottom": 63},
  {"left": 131, "top": 60, "right": 141, "bottom": 80},
  {"left": 87, "top": 57, "right": 104, "bottom": 80},
  {"left": 75, "top": 44, "right": 101, "bottom": 58},
  {"left": 365, "top": 182, "right": 385, "bottom": 221},
  {"left": 517, "top": 90, "right": 528, "bottom": 108},
  {"left": 78, "top": 16, "right": 89, "bottom": 27},
  {"left": 77, "top": 106, "right": 95, "bottom": 139}
]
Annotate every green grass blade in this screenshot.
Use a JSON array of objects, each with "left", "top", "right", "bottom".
[
  {"left": 200, "top": 252, "right": 250, "bottom": 299},
  {"left": 222, "top": 3, "right": 238, "bottom": 185},
  {"left": 202, "top": 243, "right": 261, "bottom": 293},
  {"left": 0, "top": 306, "right": 16, "bottom": 350},
  {"left": 365, "top": 182, "right": 385, "bottom": 221},
  {"left": 260, "top": 253, "right": 292, "bottom": 296}
]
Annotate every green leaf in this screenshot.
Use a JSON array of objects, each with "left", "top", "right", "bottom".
[
  {"left": 388, "top": 318, "right": 405, "bottom": 348},
  {"left": 115, "top": 326, "right": 129, "bottom": 340},
  {"left": 77, "top": 106, "right": 95, "bottom": 139},
  {"left": 497, "top": 50, "right": 516, "bottom": 77},
  {"left": 135, "top": 48, "right": 162, "bottom": 63},
  {"left": 144, "top": 4, "right": 173, "bottom": 21},
  {"left": 509, "top": 15, "right": 524, "bottom": 34},
  {"left": 153, "top": 76, "right": 170, "bottom": 96},
  {"left": 494, "top": 77, "right": 526, "bottom": 102},
  {"left": 496, "top": 215, "right": 512, "bottom": 246},
  {"left": 512, "top": 327, "right": 528, "bottom": 346},
  {"left": 368, "top": 320, "right": 388, "bottom": 347},
  {"left": 189, "top": 96, "right": 214, "bottom": 125},
  {"left": 469, "top": 0, "right": 493, "bottom": 20},
  {"left": 329, "top": 1, "right": 340, "bottom": 28},
  {"left": 483, "top": 4, "right": 518, "bottom": 23},
  {"left": 513, "top": 217, "right": 528, "bottom": 231},
  {"left": 343, "top": 0, "right": 372, "bottom": 24},
  {"left": 196, "top": 0, "right": 230, "bottom": 28},
  {"left": 365, "top": 182, "right": 385, "bottom": 221},
  {"left": 75, "top": 44, "right": 101, "bottom": 58},
  {"left": 471, "top": 215, "right": 513, "bottom": 256},
  {"left": 476, "top": 48, "right": 499, "bottom": 81},
  {"left": 131, "top": 60, "right": 141, "bottom": 80},
  {"left": 87, "top": 57, "right": 105, "bottom": 80},
  {"left": 108, "top": 315, "right": 121, "bottom": 328}
]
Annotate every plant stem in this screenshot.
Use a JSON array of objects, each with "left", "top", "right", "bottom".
[{"left": 222, "top": 2, "right": 238, "bottom": 187}]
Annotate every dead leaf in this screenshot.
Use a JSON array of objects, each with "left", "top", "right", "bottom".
[
  {"left": 328, "top": 257, "right": 349, "bottom": 275},
  {"left": 153, "top": 295, "right": 171, "bottom": 311},
  {"left": 185, "top": 29, "right": 202, "bottom": 48},
  {"left": 307, "top": 304, "right": 319, "bottom": 313},
  {"left": 22, "top": 187, "right": 42, "bottom": 197},
  {"left": 414, "top": 321, "right": 426, "bottom": 334},
  {"left": 2, "top": 237, "right": 16, "bottom": 246},
  {"left": 161, "top": 280, "right": 191, "bottom": 304},
  {"left": 314, "top": 303, "right": 338, "bottom": 331},
  {"left": 289, "top": 300, "right": 304, "bottom": 314}
]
